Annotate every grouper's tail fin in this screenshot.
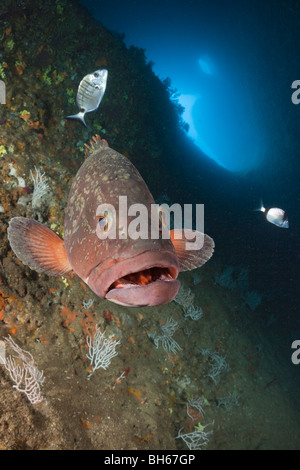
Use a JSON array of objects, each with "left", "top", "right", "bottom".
[
  {"left": 84, "top": 134, "right": 109, "bottom": 159},
  {"left": 65, "top": 110, "right": 87, "bottom": 127}
]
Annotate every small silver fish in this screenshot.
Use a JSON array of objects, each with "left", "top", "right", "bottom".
[
  {"left": 256, "top": 200, "right": 289, "bottom": 228},
  {"left": 66, "top": 69, "right": 108, "bottom": 127}
]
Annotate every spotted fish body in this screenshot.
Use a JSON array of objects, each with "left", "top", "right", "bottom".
[
  {"left": 8, "top": 136, "right": 214, "bottom": 307},
  {"left": 67, "top": 142, "right": 173, "bottom": 279},
  {"left": 66, "top": 69, "right": 108, "bottom": 127}
]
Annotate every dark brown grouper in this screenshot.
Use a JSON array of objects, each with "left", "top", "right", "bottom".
[{"left": 7, "top": 136, "right": 214, "bottom": 307}]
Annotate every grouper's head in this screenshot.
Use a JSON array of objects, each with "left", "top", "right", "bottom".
[{"left": 66, "top": 194, "right": 180, "bottom": 307}]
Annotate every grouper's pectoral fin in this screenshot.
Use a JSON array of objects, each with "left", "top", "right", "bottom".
[
  {"left": 170, "top": 229, "right": 215, "bottom": 272},
  {"left": 7, "top": 217, "right": 72, "bottom": 276}
]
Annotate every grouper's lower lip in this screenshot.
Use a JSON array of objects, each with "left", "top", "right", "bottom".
[
  {"left": 86, "top": 251, "right": 180, "bottom": 307},
  {"left": 105, "top": 279, "right": 181, "bottom": 307}
]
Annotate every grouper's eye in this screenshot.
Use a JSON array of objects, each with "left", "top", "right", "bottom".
[
  {"left": 95, "top": 205, "right": 115, "bottom": 239},
  {"left": 158, "top": 205, "right": 170, "bottom": 231},
  {"left": 159, "top": 208, "right": 168, "bottom": 227},
  {"left": 97, "top": 213, "right": 109, "bottom": 231}
]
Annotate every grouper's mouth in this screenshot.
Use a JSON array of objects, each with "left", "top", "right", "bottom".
[{"left": 86, "top": 251, "right": 180, "bottom": 307}]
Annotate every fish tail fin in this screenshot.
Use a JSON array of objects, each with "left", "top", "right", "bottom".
[
  {"left": 84, "top": 134, "right": 109, "bottom": 158},
  {"left": 253, "top": 199, "right": 265, "bottom": 212},
  {"left": 65, "top": 111, "right": 87, "bottom": 127},
  {"left": 7, "top": 217, "right": 72, "bottom": 276}
]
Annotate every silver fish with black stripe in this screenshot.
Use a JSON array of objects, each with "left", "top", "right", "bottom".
[{"left": 66, "top": 69, "right": 108, "bottom": 127}]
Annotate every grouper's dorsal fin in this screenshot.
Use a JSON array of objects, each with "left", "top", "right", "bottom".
[
  {"left": 7, "top": 217, "right": 72, "bottom": 276},
  {"left": 84, "top": 134, "right": 109, "bottom": 159}
]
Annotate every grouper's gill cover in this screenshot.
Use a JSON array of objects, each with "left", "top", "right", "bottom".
[{"left": 7, "top": 136, "right": 215, "bottom": 307}]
